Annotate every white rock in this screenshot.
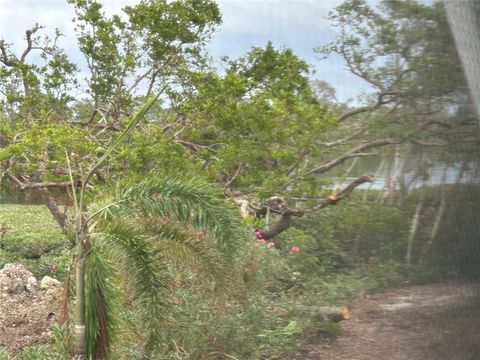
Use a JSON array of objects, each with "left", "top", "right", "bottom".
[
  {"left": 0, "top": 263, "right": 36, "bottom": 294},
  {"left": 26, "top": 276, "right": 38, "bottom": 292},
  {"left": 40, "top": 276, "right": 61, "bottom": 289}
]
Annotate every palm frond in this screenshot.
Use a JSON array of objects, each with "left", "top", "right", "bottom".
[
  {"left": 85, "top": 95, "right": 160, "bottom": 185},
  {"left": 100, "top": 221, "right": 170, "bottom": 354},
  {"left": 115, "top": 174, "right": 247, "bottom": 257},
  {"left": 85, "top": 243, "right": 120, "bottom": 360},
  {"left": 130, "top": 217, "right": 228, "bottom": 282}
]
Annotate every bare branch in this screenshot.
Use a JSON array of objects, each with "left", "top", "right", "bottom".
[
  {"left": 7, "top": 172, "right": 93, "bottom": 190},
  {"left": 20, "top": 24, "right": 42, "bottom": 62},
  {"left": 319, "top": 126, "right": 368, "bottom": 147},
  {"left": 226, "top": 162, "right": 244, "bottom": 187},
  {"left": 338, "top": 91, "right": 398, "bottom": 123},
  {"left": 174, "top": 139, "right": 224, "bottom": 153},
  {"left": 0, "top": 40, "right": 16, "bottom": 66},
  {"left": 290, "top": 139, "right": 400, "bottom": 185},
  {"left": 420, "top": 120, "right": 453, "bottom": 130},
  {"left": 412, "top": 139, "right": 448, "bottom": 146}
]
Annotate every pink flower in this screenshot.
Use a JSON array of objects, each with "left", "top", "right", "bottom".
[
  {"left": 267, "top": 242, "right": 275, "bottom": 248},
  {"left": 291, "top": 246, "right": 300, "bottom": 253},
  {"left": 255, "top": 231, "right": 263, "bottom": 239},
  {"left": 258, "top": 239, "right": 266, "bottom": 244},
  {"left": 195, "top": 230, "right": 205, "bottom": 239}
]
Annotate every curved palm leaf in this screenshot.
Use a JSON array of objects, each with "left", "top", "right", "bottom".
[
  {"left": 114, "top": 174, "right": 247, "bottom": 257},
  {"left": 85, "top": 244, "right": 120, "bottom": 360},
  {"left": 84, "top": 174, "right": 247, "bottom": 357}
]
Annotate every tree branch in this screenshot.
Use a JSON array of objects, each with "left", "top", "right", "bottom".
[
  {"left": 284, "top": 139, "right": 399, "bottom": 190},
  {"left": 420, "top": 120, "right": 453, "bottom": 130},
  {"left": 319, "top": 126, "right": 368, "bottom": 147},
  {"left": 226, "top": 162, "right": 244, "bottom": 187},
  {"left": 259, "top": 175, "right": 373, "bottom": 239},
  {"left": 7, "top": 172, "right": 93, "bottom": 190},
  {"left": 20, "top": 24, "right": 42, "bottom": 62},
  {"left": 338, "top": 91, "right": 398, "bottom": 123},
  {"left": 0, "top": 40, "right": 16, "bottom": 66}
]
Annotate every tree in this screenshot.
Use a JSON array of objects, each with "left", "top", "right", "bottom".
[
  {"left": 313, "top": 0, "right": 479, "bottom": 203},
  {"left": 0, "top": 0, "right": 222, "bottom": 231},
  {"left": 311, "top": 0, "right": 480, "bottom": 267}
]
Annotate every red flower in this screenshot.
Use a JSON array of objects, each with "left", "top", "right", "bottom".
[
  {"left": 290, "top": 246, "right": 300, "bottom": 253},
  {"left": 258, "top": 239, "right": 266, "bottom": 244},
  {"left": 196, "top": 230, "right": 205, "bottom": 239},
  {"left": 267, "top": 242, "right": 275, "bottom": 248},
  {"left": 255, "top": 231, "right": 263, "bottom": 239}
]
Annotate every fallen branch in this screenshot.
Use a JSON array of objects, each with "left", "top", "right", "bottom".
[
  {"left": 258, "top": 175, "right": 373, "bottom": 239},
  {"left": 296, "top": 305, "right": 351, "bottom": 322}
]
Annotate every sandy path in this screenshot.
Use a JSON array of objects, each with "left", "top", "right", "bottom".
[{"left": 290, "top": 282, "right": 480, "bottom": 360}]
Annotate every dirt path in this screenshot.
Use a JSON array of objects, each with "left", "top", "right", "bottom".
[
  {"left": 290, "top": 282, "right": 480, "bottom": 360},
  {"left": 0, "top": 288, "right": 61, "bottom": 354}
]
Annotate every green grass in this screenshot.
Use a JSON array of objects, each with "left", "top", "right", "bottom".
[{"left": 0, "top": 204, "right": 70, "bottom": 278}]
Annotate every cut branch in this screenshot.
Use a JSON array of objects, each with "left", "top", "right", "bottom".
[
  {"left": 296, "top": 305, "right": 350, "bottom": 322},
  {"left": 259, "top": 175, "right": 373, "bottom": 239}
]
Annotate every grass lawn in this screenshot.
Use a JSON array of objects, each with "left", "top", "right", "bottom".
[{"left": 0, "top": 204, "right": 70, "bottom": 278}]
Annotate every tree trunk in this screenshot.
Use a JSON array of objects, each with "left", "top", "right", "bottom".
[
  {"left": 37, "top": 188, "right": 68, "bottom": 229},
  {"left": 378, "top": 145, "right": 396, "bottom": 203},
  {"left": 406, "top": 192, "right": 425, "bottom": 266},
  {"left": 387, "top": 144, "right": 401, "bottom": 205},
  {"left": 73, "top": 230, "right": 87, "bottom": 359},
  {"left": 426, "top": 189, "right": 446, "bottom": 248},
  {"left": 364, "top": 157, "right": 386, "bottom": 202},
  {"left": 397, "top": 143, "right": 412, "bottom": 206}
]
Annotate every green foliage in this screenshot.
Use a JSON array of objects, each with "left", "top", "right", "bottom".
[
  {"left": 0, "top": 346, "right": 62, "bottom": 360},
  {"left": 179, "top": 42, "right": 336, "bottom": 196},
  {"left": 85, "top": 246, "right": 120, "bottom": 359},
  {"left": 2, "top": 0, "right": 476, "bottom": 358},
  {"left": 119, "top": 125, "right": 193, "bottom": 174},
  {"left": 114, "top": 174, "right": 247, "bottom": 256}
]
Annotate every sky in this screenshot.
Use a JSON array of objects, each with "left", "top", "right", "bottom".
[{"left": 0, "top": 0, "right": 373, "bottom": 102}]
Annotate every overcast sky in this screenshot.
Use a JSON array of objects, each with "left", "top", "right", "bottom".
[{"left": 0, "top": 0, "right": 372, "bottom": 102}]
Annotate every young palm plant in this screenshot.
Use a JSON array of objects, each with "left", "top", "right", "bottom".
[
  {"left": 68, "top": 95, "right": 162, "bottom": 359},
  {"left": 67, "top": 95, "right": 246, "bottom": 359},
  {"left": 84, "top": 174, "right": 246, "bottom": 359}
]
